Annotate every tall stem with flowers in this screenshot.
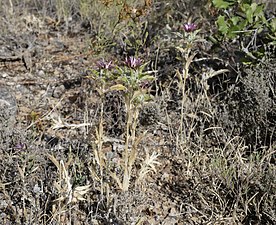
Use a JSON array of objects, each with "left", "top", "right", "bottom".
[
  {"left": 175, "top": 23, "right": 200, "bottom": 150},
  {"left": 88, "top": 56, "right": 155, "bottom": 192},
  {"left": 112, "top": 56, "right": 155, "bottom": 191}
]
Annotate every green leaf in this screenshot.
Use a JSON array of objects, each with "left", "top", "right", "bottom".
[
  {"left": 254, "top": 5, "right": 264, "bottom": 16},
  {"left": 240, "top": 3, "right": 250, "bottom": 12},
  {"left": 230, "top": 16, "right": 240, "bottom": 26},
  {"left": 250, "top": 2, "right": 257, "bottom": 13},
  {"left": 217, "top": 15, "right": 229, "bottom": 35},
  {"left": 239, "top": 19, "right": 248, "bottom": 30},
  {"left": 139, "top": 75, "right": 155, "bottom": 81},
  {"left": 254, "top": 5, "right": 266, "bottom": 24},
  {"left": 212, "top": 0, "right": 235, "bottom": 9},
  {"left": 109, "top": 84, "right": 127, "bottom": 91},
  {"left": 228, "top": 25, "right": 240, "bottom": 39},
  {"left": 270, "top": 18, "right": 276, "bottom": 32},
  {"left": 245, "top": 6, "right": 253, "bottom": 23},
  {"left": 119, "top": 76, "right": 129, "bottom": 84}
]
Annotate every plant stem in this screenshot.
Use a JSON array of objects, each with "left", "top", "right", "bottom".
[
  {"left": 179, "top": 67, "right": 187, "bottom": 149},
  {"left": 123, "top": 94, "right": 131, "bottom": 191}
]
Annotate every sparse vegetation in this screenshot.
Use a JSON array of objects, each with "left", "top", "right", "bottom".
[{"left": 0, "top": 0, "right": 275, "bottom": 224}]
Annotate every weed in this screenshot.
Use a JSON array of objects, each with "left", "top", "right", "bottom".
[{"left": 87, "top": 56, "right": 158, "bottom": 194}]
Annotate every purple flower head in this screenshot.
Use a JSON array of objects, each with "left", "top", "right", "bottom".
[
  {"left": 125, "top": 56, "right": 142, "bottom": 69},
  {"left": 97, "top": 59, "right": 114, "bottom": 70},
  {"left": 182, "top": 23, "right": 197, "bottom": 33}
]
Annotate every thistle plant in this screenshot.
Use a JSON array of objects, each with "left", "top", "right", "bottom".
[
  {"left": 87, "top": 56, "right": 156, "bottom": 192},
  {"left": 110, "top": 56, "right": 155, "bottom": 191},
  {"left": 175, "top": 22, "right": 200, "bottom": 149}
]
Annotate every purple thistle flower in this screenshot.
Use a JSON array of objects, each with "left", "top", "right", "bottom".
[
  {"left": 97, "top": 59, "right": 114, "bottom": 70},
  {"left": 182, "top": 23, "right": 197, "bottom": 32},
  {"left": 125, "top": 56, "right": 142, "bottom": 69}
]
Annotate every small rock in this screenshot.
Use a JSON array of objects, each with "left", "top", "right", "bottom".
[
  {"left": 1, "top": 72, "right": 8, "bottom": 78},
  {"left": 33, "top": 184, "right": 41, "bottom": 194},
  {"left": 38, "top": 70, "right": 45, "bottom": 77},
  {"left": 52, "top": 84, "right": 65, "bottom": 98}
]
